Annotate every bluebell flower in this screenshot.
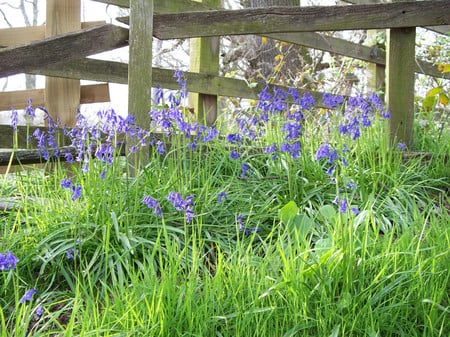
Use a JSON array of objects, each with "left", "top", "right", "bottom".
[
  {"left": 351, "top": 207, "right": 359, "bottom": 215},
  {"left": 201, "top": 126, "right": 218, "bottom": 143},
  {"left": 241, "top": 163, "right": 250, "bottom": 178},
  {"left": 10, "top": 109, "right": 18, "bottom": 132},
  {"left": 217, "top": 191, "right": 227, "bottom": 204},
  {"left": 229, "top": 151, "right": 239, "bottom": 159},
  {"left": 65, "top": 247, "right": 79, "bottom": 260},
  {"left": 25, "top": 98, "right": 36, "bottom": 118},
  {"left": 60, "top": 178, "right": 71, "bottom": 189},
  {"left": 36, "top": 305, "right": 44, "bottom": 317},
  {"left": 323, "top": 93, "right": 344, "bottom": 108},
  {"left": 226, "top": 133, "right": 243, "bottom": 144},
  {"left": 71, "top": 185, "right": 82, "bottom": 201},
  {"left": 20, "top": 289, "right": 37, "bottom": 304},
  {"left": 265, "top": 144, "right": 277, "bottom": 154},
  {"left": 339, "top": 198, "right": 347, "bottom": 213},
  {"left": 280, "top": 141, "right": 301, "bottom": 159},
  {"left": 397, "top": 142, "right": 407, "bottom": 151},
  {"left": 143, "top": 195, "right": 163, "bottom": 217},
  {"left": 156, "top": 140, "right": 165, "bottom": 155},
  {"left": 167, "top": 191, "right": 195, "bottom": 223},
  {"left": 154, "top": 85, "right": 164, "bottom": 105},
  {"left": 0, "top": 252, "right": 19, "bottom": 271}
]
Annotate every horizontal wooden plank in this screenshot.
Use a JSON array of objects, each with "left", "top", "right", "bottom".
[
  {"left": 0, "top": 24, "right": 128, "bottom": 78},
  {"left": 341, "top": 0, "right": 450, "bottom": 34},
  {"left": 0, "top": 21, "right": 106, "bottom": 48},
  {"left": 91, "top": 0, "right": 215, "bottom": 12},
  {"left": 0, "top": 84, "right": 110, "bottom": 111},
  {"left": 138, "top": 1, "right": 450, "bottom": 39},
  {"left": 28, "top": 58, "right": 332, "bottom": 107}
]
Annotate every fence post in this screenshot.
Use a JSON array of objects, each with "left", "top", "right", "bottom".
[
  {"left": 128, "top": 0, "right": 153, "bottom": 171},
  {"left": 188, "top": 0, "right": 221, "bottom": 126},
  {"left": 44, "top": 0, "right": 81, "bottom": 127},
  {"left": 385, "top": 0, "right": 416, "bottom": 148}
]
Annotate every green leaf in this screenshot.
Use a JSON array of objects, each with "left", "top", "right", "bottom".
[
  {"left": 426, "top": 86, "right": 443, "bottom": 97},
  {"left": 290, "top": 214, "right": 313, "bottom": 237},
  {"left": 319, "top": 204, "right": 337, "bottom": 222},
  {"left": 279, "top": 201, "right": 299, "bottom": 226}
]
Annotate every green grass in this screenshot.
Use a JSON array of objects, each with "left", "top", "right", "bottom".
[{"left": 0, "top": 96, "right": 449, "bottom": 336}]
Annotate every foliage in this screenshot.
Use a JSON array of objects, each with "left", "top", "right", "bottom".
[{"left": 1, "top": 73, "right": 449, "bottom": 336}]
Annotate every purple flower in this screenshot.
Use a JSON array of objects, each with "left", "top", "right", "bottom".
[
  {"left": 143, "top": 195, "right": 163, "bottom": 217},
  {"left": 265, "top": 144, "right": 277, "bottom": 154},
  {"left": 167, "top": 192, "right": 195, "bottom": 222},
  {"left": 25, "top": 99, "right": 36, "bottom": 118},
  {"left": 10, "top": 109, "right": 18, "bottom": 132},
  {"left": 156, "top": 140, "right": 165, "bottom": 155},
  {"left": 339, "top": 198, "right": 347, "bottom": 213},
  {"left": 71, "top": 185, "right": 82, "bottom": 201},
  {"left": 229, "top": 151, "right": 239, "bottom": 159},
  {"left": 323, "top": 93, "right": 344, "bottom": 108},
  {"left": 397, "top": 142, "right": 407, "bottom": 151},
  {"left": 201, "top": 126, "right": 218, "bottom": 143},
  {"left": 60, "top": 178, "right": 71, "bottom": 189},
  {"left": 20, "top": 289, "right": 37, "bottom": 304},
  {"left": 65, "top": 247, "right": 79, "bottom": 260},
  {"left": 0, "top": 252, "right": 19, "bottom": 271},
  {"left": 217, "top": 191, "right": 227, "bottom": 204},
  {"left": 36, "top": 305, "right": 44, "bottom": 317},
  {"left": 241, "top": 163, "right": 250, "bottom": 178},
  {"left": 226, "top": 133, "right": 243, "bottom": 144},
  {"left": 351, "top": 207, "right": 359, "bottom": 215}
]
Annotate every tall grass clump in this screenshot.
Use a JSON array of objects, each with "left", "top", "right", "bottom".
[{"left": 1, "top": 71, "right": 449, "bottom": 336}]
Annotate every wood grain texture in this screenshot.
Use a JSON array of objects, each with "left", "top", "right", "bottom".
[
  {"left": 0, "top": 24, "right": 129, "bottom": 78},
  {"left": 147, "top": 1, "right": 450, "bottom": 39},
  {"left": 0, "top": 22, "right": 106, "bottom": 48},
  {"left": 0, "top": 84, "right": 110, "bottom": 111}
]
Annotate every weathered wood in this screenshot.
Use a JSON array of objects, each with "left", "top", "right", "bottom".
[
  {"left": 0, "top": 125, "right": 71, "bottom": 150},
  {"left": 342, "top": 0, "right": 450, "bottom": 35},
  {"left": 261, "top": 32, "right": 445, "bottom": 79},
  {"left": 189, "top": 0, "right": 221, "bottom": 126},
  {"left": 116, "top": 1, "right": 450, "bottom": 39},
  {"left": 0, "top": 84, "right": 110, "bottom": 111},
  {"left": 0, "top": 22, "right": 106, "bottom": 48},
  {"left": 91, "top": 0, "right": 215, "bottom": 12},
  {"left": 386, "top": 26, "right": 416, "bottom": 148},
  {"left": 44, "top": 0, "right": 81, "bottom": 128},
  {"left": 128, "top": 0, "right": 154, "bottom": 171},
  {"left": 27, "top": 58, "right": 332, "bottom": 107},
  {"left": 0, "top": 146, "right": 78, "bottom": 166},
  {"left": 0, "top": 24, "right": 129, "bottom": 78}
]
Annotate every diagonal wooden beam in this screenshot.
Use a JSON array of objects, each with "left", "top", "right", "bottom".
[{"left": 0, "top": 24, "right": 128, "bottom": 78}]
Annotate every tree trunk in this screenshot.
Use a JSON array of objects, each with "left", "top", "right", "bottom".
[{"left": 240, "top": 0, "right": 311, "bottom": 84}]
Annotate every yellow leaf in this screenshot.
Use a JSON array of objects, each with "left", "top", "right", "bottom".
[
  {"left": 426, "top": 86, "right": 443, "bottom": 97},
  {"left": 274, "top": 54, "right": 284, "bottom": 62},
  {"left": 439, "top": 93, "right": 449, "bottom": 106},
  {"left": 437, "top": 63, "right": 450, "bottom": 73},
  {"left": 422, "top": 96, "right": 436, "bottom": 111},
  {"left": 261, "top": 36, "right": 268, "bottom": 45}
]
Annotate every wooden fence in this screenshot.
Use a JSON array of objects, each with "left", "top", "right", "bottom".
[{"left": 0, "top": 0, "right": 449, "bottom": 166}]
